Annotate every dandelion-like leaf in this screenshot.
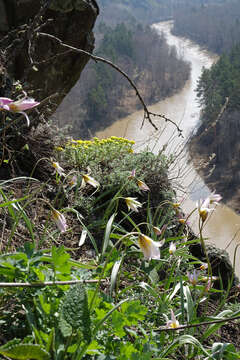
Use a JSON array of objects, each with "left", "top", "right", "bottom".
[{"left": 60, "top": 284, "right": 91, "bottom": 343}]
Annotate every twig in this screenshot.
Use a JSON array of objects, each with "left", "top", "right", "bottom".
[
  {"left": 154, "top": 314, "right": 240, "bottom": 332},
  {"left": 0, "top": 278, "right": 108, "bottom": 288},
  {"left": 27, "top": 0, "right": 52, "bottom": 64},
  {"left": 38, "top": 32, "right": 182, "bottom": 135},
  {"left": 147, "top": 111, "right": 183, "bottom": 137}
]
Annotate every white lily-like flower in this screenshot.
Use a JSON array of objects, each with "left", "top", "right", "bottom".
[
  {"left": 197, "top": 193, "right": 221, "bottom": 222},
  {"left": 169, "top": 242, "right": 176, "bottom": 255},
  {"left": 52, "top": 162, "right": 66, "bottom": 177},
  {"left": 52, "top": 209, "right": 67, "bottom": 233},
  {"left": 137, "top": 180, "right": 150, "bottom": 191},
  {"left": 197, "top": 199, "right": 213, "bottom": 222},
  {"left": 167, "top": 310, "right": 180, "bottom": 329},
  {"left": 125, "top": 197, "right": 142, "bottom": 212},
  {"left": 138, "top": 233, "right": 162, "bottom": 260},
  {"left": 128, "top": 169, "right": 136, "bottom": 179},
  {"left": 208, "top": 193, "right": 222, "bottom": 205},
  {"left": 69, "top": 175, "right": 78, "bottom": 188},
  {"left": 81, "top": 174, "right": 100, "bottom": 188},
  {"left": 0, "top": 96, "right": 40, "bottom": 126}
]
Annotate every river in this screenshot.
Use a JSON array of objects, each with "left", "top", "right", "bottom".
[{"left": 96, "top": 21, "right": 240, "bottom": 276}]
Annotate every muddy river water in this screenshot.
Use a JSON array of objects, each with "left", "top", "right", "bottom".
[{"left": 96, "top": 21, "right": 240, "bottom": 276}]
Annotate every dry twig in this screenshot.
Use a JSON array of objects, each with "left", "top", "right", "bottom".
[{"left": 38, "top": 31, "right": 183, "bottom": 136}]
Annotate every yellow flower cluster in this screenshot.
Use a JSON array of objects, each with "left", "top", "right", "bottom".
[
  {"left": 68, "top": 136, "right": 135, "bottom": 148},
  {"left": 64, "top": 136, "right": 135, "bottom": 157},
  {"left": 61, "top": 136, "right": 135, "bottom": 166}
]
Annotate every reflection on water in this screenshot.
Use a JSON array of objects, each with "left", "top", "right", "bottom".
[{"left": 96, "top": 21, "right": 240, "bottom": 276}]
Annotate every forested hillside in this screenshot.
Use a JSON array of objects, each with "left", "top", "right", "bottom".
[
  {"left": 174, "top": 0, "right": 240, "bottom": 210},
  {"left": 172, "top": 0, "right": 240, "bottom": 53},
  {"left": 96, "top": 0, "right": 227, "bottom": 27},
  {"left": 95, "top": 0, "right": 171, "bottom": 26},
  {"left": 56, "top": 23, "right": 190, "bottom": 138},
  {"left": 189, "top": 46, "right": 240, "bottom": 210}
]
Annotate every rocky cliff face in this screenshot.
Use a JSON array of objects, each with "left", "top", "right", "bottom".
[{"left": 0, "top": 0, "right": 99, "bottom": 119}]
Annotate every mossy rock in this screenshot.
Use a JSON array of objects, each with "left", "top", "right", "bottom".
[{"left": 190, "top": 241, "right": 237, "bottom": 289}]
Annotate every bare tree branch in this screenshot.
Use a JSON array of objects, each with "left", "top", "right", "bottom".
[{"left": 38, "top": 31, "right": 183, "bottom": 135}]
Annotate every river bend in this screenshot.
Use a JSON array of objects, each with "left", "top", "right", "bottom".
[{"left": 97, "top": 21, "right": 240, "bottom": 276}]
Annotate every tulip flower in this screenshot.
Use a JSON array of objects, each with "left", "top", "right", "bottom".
[
  {"left": 153, "top": 226, "right": 162, "bottom": 236},
  {"left": 199, "top": 262, "right": 208, "bottom": 271},
  {"left": 187, "top": 269, "right": 199, "bottom": 286},
  {"left": 52, "top": 209, "right": 67, "bottom": 233},
  {"left": 125, "top": 197, "right": 142, "bottom": 212},
  {"left": 69, "top": 175, "right": 78, "bottom": 188},
  {"left": 197, "top": 199, "right": 213, "bottom": 222},
  {"left": 172, "top": 202, "right": 180, "bottom": 208},
  {"left": 138, "top": 233, "right": 162, "bottom": 260},
  {"left": 0, "top": 97, "right": 40, "bottom": 126},
  {"left": 167, "top": 309, "right": 180, "bottom": 329},
  {"left": 169, "top": 242, "right": 176, "bottom": 255},
  {"left": 208, "top": 193, "right": 222, "bottom": 205},
  {"left": 153, "top": 224, "right": 167, "bottom": 236},
  {"left": 81, "top": 174, "right": 100, "bottom": 188},
  {"left": 52, "top": 162, "right": 66, "bottom": 177},
  {"left": 205, "top": 278, "right": 212, "bottom": 293},
  {"left": 128, "top": 169, "right": 136, "bottom": 179},
  {"left": 137, "top": 180, "right": 150, "bottom": 191},
  {"left": 197, "top": 193, "right": 221, "bottom": 222}
]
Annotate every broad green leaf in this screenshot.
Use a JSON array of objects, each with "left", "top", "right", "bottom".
[
  {"left": 112, "top": 311, "right": 126, "bottom": 338},
  {"left": 120, "top": 342, "right": 138, "bottom": 358},
  {"left": 60, "top": 284, "right": 91, "bottom": 343},
  {"left": 93, "top": 298, "right": 129, "bottom": 338},
  {"left": 121, "top": 300, "right": 147, "bottom": 325},
  {"left": 67, "top": 343, "right": 78, "bottom": 353},
  {"left": 51, "top": 246, "right": 71, "bottom": 275},
  {"left": 86, "top": 340, "right": 104, "bottom": 355},
  {"left": 0, "top": 344, "right": 50, "bottom": 360}
]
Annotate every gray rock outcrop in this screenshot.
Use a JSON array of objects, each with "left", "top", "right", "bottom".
[{"left": 0, "top": 0, "right": 99, "bottom": 119}]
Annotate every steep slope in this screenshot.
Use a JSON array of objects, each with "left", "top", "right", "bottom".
[{"left": 189, "top": 46, "right": 240, "bottom": 212}]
